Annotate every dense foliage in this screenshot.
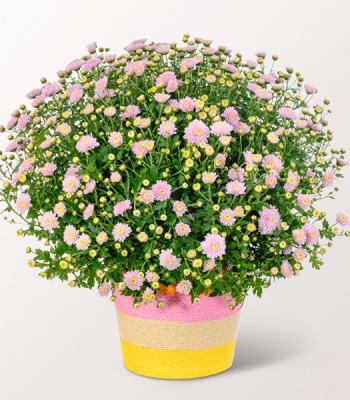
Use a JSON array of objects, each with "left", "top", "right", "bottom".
[{"left": 0, "top": 35, "right": 348, "bottom": 308}]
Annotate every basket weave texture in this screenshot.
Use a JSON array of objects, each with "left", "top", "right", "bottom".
[{"left": 114, "top": 287, "right": 241, "bottom": 379}]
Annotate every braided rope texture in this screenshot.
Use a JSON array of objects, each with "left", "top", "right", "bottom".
[{"left": 114, "top": 291, "right": 241, "bottom": 379}]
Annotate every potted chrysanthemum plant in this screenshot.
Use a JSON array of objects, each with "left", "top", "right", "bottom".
[{"left": 0, "top": 34, "right": 349, "bottom": 379}]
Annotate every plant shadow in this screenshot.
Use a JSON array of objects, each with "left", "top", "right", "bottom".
[{"left": 228, "top": 323, "right": 312, "bottom": 374}]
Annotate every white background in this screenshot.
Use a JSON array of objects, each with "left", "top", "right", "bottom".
[{"left": 0, "top": 1, "right": 349, "bottom": 399}]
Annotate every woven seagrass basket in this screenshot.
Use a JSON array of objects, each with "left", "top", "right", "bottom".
[{"left": 114, "top": 284, "right": 241, "bottom": 379}]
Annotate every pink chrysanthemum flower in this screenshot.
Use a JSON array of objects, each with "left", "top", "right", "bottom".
[
  {"left": 5, "top": 141, "right": 17, "bottom": 152},
  {"left": 96, "top": 231, "right": 108, "bottom": 245},
  {"left": 210, "top": 121, "right": 233, "bottom": 137},
  {"left": 83, "top": 204, "right": 94, "bottom": 220},
  {"left": 232, "top": 120, "right": 251, "bottom": 133},
  {"left": 145, "top": 270, "right": 160, "bottom": 282},
  {"left": 137, "top": 232, "right": 148, "bottom": 242},
  {"left": 169, "top": 99, "right": 179, "bottom": 108},
  {"left": 65, "top": 165, "right": 81, "bottom": 177},
  {"left": 154, "top": 93, "right": 171, "bottom": 103},
  {"left": 19, "top": 159, "right": 34, "bottom": 173},
  {"left": 75, "top": 233, "right": 91, "bottom": 250},
  {"left": 184, "top": 119, "right": 210, "bottom": 145},
  {"left": 219, "top": 135, "right": 232, "bottom": 146},
  {"left": 64, "top": 225, "right": 79, "bottom": 246},
  {"left": 65, "top": 58, "right": 85, "bottom": 72},
  {"left": 282, "top": 244, "right": 293, "bottom": 255},
  {"left": 222, "top": 63, "right": 238, "bottom": 73},
  {"left": 258, "top": 206, "right": 281, "bottom": 235},
  {"left": 6, "top": 116, "right": 17, "bottom": 129},
  {"left": 322, "top": 169, "right": 334, "bottom": 187},
  {"left": 42, "top": 82, "right": 61, "bottom": 97},
  {"left": 336, "top": 157, "right": 348, "bottom": 167},
  {"left": 158, "top": 120, "right": 177, "bottom": 137},
  {"left": 83, "top": 57, "right": 101, "bottom": 71},
  {"left": 156, "top": 71, "right": 176, "bottom": 86},
  {"left": 265, "top": 174, "right": 277, "bottom": 189},
  {"left": 66, "top": 84, "right": 82, "bottom": 94},
  {"left": 243, "top": 150, "right": 255, "bottom": 166},
  {"left": 278, "top": 107, "right": 297, "bottom": 120},
  {"left": 54, "top": 202, "right": 66, "bottom": 217},
  {"left": 151, "top": 180, "right": 172, "bottom": 201},
  {"left": 295, "top": 119, "right": 308, "bottom": 129},
  {"left": 40, "top": 162, "right": 57, "bottom": 176},
  {"left": 221, "top": 106, "right": 240, "bottom": 126},
  {"left": 336, "top": 212, "right": 350, "bottom": 226},
  {"left": 112, "top": 223, "right": 132, "bottom": 242},
  {"left": 202, "top": 172, "right": 217, "bottom": 184},
  {"left": 304, "top": 84, "right": 317, "bottom": 94},
  {"left": 304, "top": 223, "right": 320, "bottom": 246},
  {"left": 98, "top": 283, "right": 111, "bottom": 297},
  {"left": 125, "top": 61, "right": 147, "bottom": 76},
  {"left": 262, "top": 154, "right": 283, "bottom": 173},
  {"left": 175, "top": 222, "right": 191, "bottom": 237},
  {"left": 104, "top": 106, "right": 116, "bottom": 117},
  {"left": 111, "top": 172, "right": 121, "bottom": 183},
  {"left": 165, "top": 77, "right": 179, "bottom": 93},
  {"left": 41, "top": 212, "right": 59, "bottom": 232},
  {"left": 159, "top": 249, "right": 181, "bottom": 270},
  {"left": 40, "top": 138, "right": 54, "bottom": 149},
  {"left": 142, "top": 287, "right": 155, "bottom": 303},
  {"left": 113, "top": 199, "right": 132, "bottom": 217},
  {"left": 11, "top": 171, "right": 21, "bottom": 184},
  {"left": 203, "top": 259, "right": 216, "bottom": 271},
  {"left": 119, "top": 104, "right": 141, "bottom": 119},
  {"left": 261, "top": 73, "right": 277, "bottom": 83},
  {"left": 62, "top": 175, "right": 80, "bottom": 194},
  {"left": 139, "top": 188, "right": 155, "bottom": 204},
  {"left": 255, "top": 88, "right": 273, "bottom": 100},
  {"left": 17, "top": 114, "right": 29, "bottom": 130},
  {"left": 82, "top": 104, "right": 94, "bottom": 115},
  {"left": 95, "top": 76, "right": 107, "bottom": 93},
  {"left": 176, "top": 280, "right": 193, "bottom": 295},
  {"left": 181, "top": 57, "right": 200, "bottom": 68},
  {"left": 137, "top": 118, "right": 151, "bottom": 129},
  {"left": 76, "top": 135, "right": 100, "bottom": 153},
  {"left": 292, "top": 229, "right": 307, "bottom": 245},
  {"left": 26, "top": 88, "right": 41, "bottom": 99},
  {"left": 228, "top": 168, "right": 245, "bottom": 182},
  {"left": 306, "top": 168, "right": 315, "bottom": 177},
  {"left": 173, "top": 200, "right": 187, "bottom": 216},
  {"left": 205, "top": 74, "right": 216, "bottom": 83},
  {"left": 16, "top": 194, "right": 32, "bottom": 214},
  {"left": 297, "top": 194, "right": 312, "bottom": 211},
  {"left": 31, "top": 94, "right": 46, "bottom": 107},
  {"left": 123, "top": 270, "right": 145, "bottom": 290},
  {"left": 83, "top": 179, "right": 96, "bottom": 194},
  {"left": 293, "top": 248, "right": 307, "bottom": 262},
  {"left": 281, "top": 260, "right": 293, "bottom": 278},
  {"left": 226, "top": 181, "right": 246, "bottom": 195},
  {"left": 284, "top": 171, "right": 300, "bottom": 192},
  {"left": 214, "top": 153, "right": 226, "bottom": 168},
  {"left": 178, "top": 97, "right": 195, "bottom": 112},
  {"left": 220, "top": 209, "right": 236, "bottom": 227},
  {"left": 45, "top": 116, "right": 57, "bottom": 127},
  {"left": 267, "top": 132, "right": 279, "bottom": 144},
  {"left": 201, "top": 234, "right": 226, "bottom": 259},
  {"left": 132, "top": 140, "right": 154, "bottom": 156},
  {"left": 70, "top": 90, "right": 83, "bottom": 103}
]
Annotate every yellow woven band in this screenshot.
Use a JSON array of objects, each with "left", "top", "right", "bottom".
[
  {"left": 117, "top": 310, "right": 240, "bottom": 350},
  {"left": 120, "top": 337, "right": 237, "bottom": 379}
]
